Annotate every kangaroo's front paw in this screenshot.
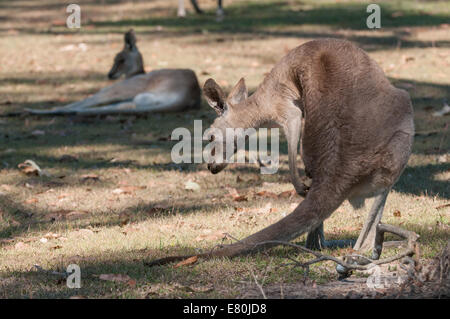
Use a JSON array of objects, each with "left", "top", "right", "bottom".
[{"left": 295, "top": 183, "right": 310, "bottom": 197}]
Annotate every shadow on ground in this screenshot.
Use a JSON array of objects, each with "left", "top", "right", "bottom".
[
  {"left": 93, "top": 2, "right": 450, "bottom": 32},
  {"left": 0, "top": 220, "right": 448, "bottom": 298}
]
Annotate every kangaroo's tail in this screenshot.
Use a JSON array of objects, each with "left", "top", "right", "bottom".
[{"left": 145, "top": 186, "right": 345, "bottom": 266}]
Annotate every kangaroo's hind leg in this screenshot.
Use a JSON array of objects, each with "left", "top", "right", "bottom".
[
  {"left": 353, "top": 189, "right": 390, "bottom": 260},
  {"left": 354, "top": 130, "right": 413, "bottom": 259},
  {"left": 73, "top": 92, "right": 182, "bottom": 115}
]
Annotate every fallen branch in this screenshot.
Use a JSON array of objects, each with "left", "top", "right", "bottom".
[
  {"left": 255, "top": 223, "right": 419, "bottom": 273},
  {"left": 146, "top": 223, "right": 420, "bottom": 279},
  {"left": 435, "top": 203, "right": 450, "bottom": 210},
  {"left": 34, "top": 264, "right": 70, "bottom": 278},
  {"left": 249, "top": 268, "right": 267, "bottom": 299}
]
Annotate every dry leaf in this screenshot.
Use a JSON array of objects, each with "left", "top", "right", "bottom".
[
  {"left": 117, "top": 180, "right": 129, "bottom": 186},
  {"left": 44, "top": 232, "right": 61, "bottom": 239},
  {"left": 0, "top": 184, "right": 12, "bottom": 191},
  {"left": 256, "top": 190, "right": 278, "bottom": 199},
  {"left": 185, "top": 180, "right": 200, "bottom": 191},
  {"left": 52, "top": 19, "right": 66, "bottom": 26},
  {"left": 393, "top": 210, "right": 401, "bottom": 217},
  {"left": 195, "top": 230, "right": 227, "bottom": 242},
  {"left": 261, "top": 202, "right": 277, "bottom": 214},
  {"left": 403, "top": 56, "right": 415, "bottom": 63},
  {"left": 233, "top": 195, "right": 247, "bottom": 202},
  {"left": 24, "top": 198, "right": 38, "bottom": 204},
  {"left": 226, "top": 187, "right": 248, "bottom": 201},
  {"left": 18, "top": 160, "right": 40, "bottom": 176},
  {"left": 174, "top": 256, "right": 198, "bottom": 268},
  {"left": 112, "top": 185, "right": 145, "bottom": 195},
  {"left": 278, "top": 190, "right": 296, "bottom": 198}
]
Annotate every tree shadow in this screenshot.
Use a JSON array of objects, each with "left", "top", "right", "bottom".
[
  {"left": 395, "top": 163, "right": 449, "bottom": 199},
  {"left": 2, "top": 0, "right": 449, "bottom": 53},
  {"left": 0, "top": 71, "right": 107, "bottom": 86},
  {"left": 93, "top": 1, "right": 450, "bottom": 33}
]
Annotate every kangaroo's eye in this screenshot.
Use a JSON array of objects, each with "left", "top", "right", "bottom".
[{"left": 209, "top": 136, "right": 215, "bottom": 142}]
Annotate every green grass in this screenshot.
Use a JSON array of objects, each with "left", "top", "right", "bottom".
[{"left": 0, "top": 0, "right": 449, "bottom": 298}]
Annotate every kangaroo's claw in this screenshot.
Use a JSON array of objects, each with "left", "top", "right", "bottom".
[{"left": 296, "top": 183, "right": 310, "bottom": 197}]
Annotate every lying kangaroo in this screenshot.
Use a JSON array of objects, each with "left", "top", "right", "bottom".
[
  {"left": 27, "top": 30, "right": 201, "bottom": 115},
  {"left": 149, "top": 38, "right": 414, "bottom": 266}
]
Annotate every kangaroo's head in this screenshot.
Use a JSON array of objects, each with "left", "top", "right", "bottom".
[
  {"left": 108, "top": 30, "right": 145, "bottom": 80},
  {"left": 203, "top": 77, "right": 249, "bottom": 174}
]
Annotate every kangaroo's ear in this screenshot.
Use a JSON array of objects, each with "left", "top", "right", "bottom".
[
  {"left": 227, "top": 78, "right": 248, "bottom": 106},
  {"left": 203, "top": 78, "right": 227, "bottom": 115},
  {"left": 124, "top": 29, "right": 137, "bottom": 50}
]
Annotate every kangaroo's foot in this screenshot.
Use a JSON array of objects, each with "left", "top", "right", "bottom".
[
  {"left": 354, "top": 222, "right": 383, "bottom": 260},
  {"left": 336, "top": 191, "right": 391, "bottom": 279},
  {"left": 336, "top": 224, "right": 382, "bottom": 279},
  {"left": 305, "top": 222, "right": 355, "bottom": 250},
  {"left": 295, "top": 184, "right": 309, "bottom": 197},
  {"left": 305, "top": 223, "right": 325, "bottom": 250},
  {"left": 294, "top": 176, "right": 311, "bottom": 197}
]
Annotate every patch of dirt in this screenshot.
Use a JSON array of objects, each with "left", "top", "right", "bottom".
[
  {"left": 241, "top": 242, "right": 450, "bottom": 299},
  {"left": 241, "top": 277, "right": 449, "bottom": 299}
]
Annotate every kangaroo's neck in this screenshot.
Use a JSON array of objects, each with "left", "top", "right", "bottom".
[
  {"left": 126, "top": 66, "right": 146, "bottom": 79},
  {"left": 232, "top": 77, "right": 286, "bottom": 128},
  {"left": 228, "top": 95, "right": 266, "bottom": 129}
]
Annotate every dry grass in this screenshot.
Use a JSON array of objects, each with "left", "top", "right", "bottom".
[{"left": 0, "top": 0, "right": 449, "bottom": 298}]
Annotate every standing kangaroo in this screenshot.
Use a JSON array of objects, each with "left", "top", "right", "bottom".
[
  {"left": 27, "top": 30, "right": 201, "bottom": 115},
  {"left": 177, "top": 0, "right": 224, "bottom": 18},
  {"left": 149, "top": 38, "right": 414, "bottom": 266}
]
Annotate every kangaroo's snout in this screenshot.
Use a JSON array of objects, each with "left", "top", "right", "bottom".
[
  {"left": 207, "top": 163, "right": 227, "bottom": 174},
  {"left": 108, "top": 70, "right": 119, "bottom": 80}
]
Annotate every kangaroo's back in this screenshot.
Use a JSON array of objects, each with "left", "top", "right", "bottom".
[
  {"left": 273, "top": 39, "right": 414, "bottom": 179},
  {"left": 295, "top": 39, "right": 412, "bottom": 129}
]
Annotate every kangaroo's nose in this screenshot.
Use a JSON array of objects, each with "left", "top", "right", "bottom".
[
  {"left": 207, "top": 163, "right": 222, "bottom": 174},
  {"left": 207, "top": 163, "right": 217, "bottom": 174}
]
